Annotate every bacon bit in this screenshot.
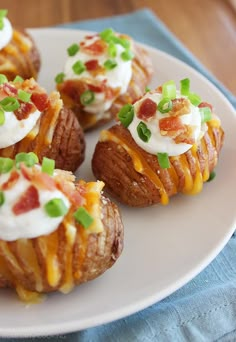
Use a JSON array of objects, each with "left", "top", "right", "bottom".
[
  {"left": 137, "top": 98, "right": 157, "bottom": 121},
  {"left": 174, "top": 126, "right": 195, "bottom": 144},
  {"left": 155, "top": 86, "right": 162, "bottom": 93},
  {"left": 57, "top": 181, "right": 83, "bottom": 207},
  {"left": 198, "top": 102, "right": 213, "bottom": 111},
  {"left": 31, "top": 172, "right": 56, "bottom": 191},
  {"left": 105, "top": 86, "right": 117, "bottom": 100},
  {"left": 159, "top": 116, "right": 184, "bottom": 132},
  {"left": 3, "top": 83, "right": 18, "bottom": 96},
  {"left": 81, "top": 39, "right": 107, "bottom": 55},
  {"left": 12, "top": 185, "right": 40, "bottom": 215},
  {"left": 1, "top": 171, "right": 20, "bottom": 190},
  {"left": 80, "top": 42, "right": 85, "bottom": 46},
  {"left": 85, "top": 59, "right": 99, "bottom": 71},
  {"left": 20, "top": 164, "right": 32, "bottom": 181},
  {"left": 169, "top": 98, "right": 190, "bottom": 117},
  {"left": 31, "top": 92, "right": 49, "bottom": 112},
  {"left": 14, "top": 102, "right": 36, "bottom": 120},
  {"left": 87, "top": 83, "right": 104, "bottom": 93},
  {"left": 85, "top": 35, "right": 94, "bottom": 39}
]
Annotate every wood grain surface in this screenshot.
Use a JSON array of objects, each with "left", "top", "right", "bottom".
[{"left": 2, "top": 0, "right": 236, "bottom": 95}]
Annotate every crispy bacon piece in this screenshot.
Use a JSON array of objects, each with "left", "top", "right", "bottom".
[
  {"left": 85, "top": 59, "right": 99, "bottom": 71},
  {"left": 20, "top": 164, "right": 56, "bottom": 191},
  {"left": 159, "top": 116, "right": 185, "bottom": 132},
  {"left": 81, "top": 39, "right": 107, "bottom": 55},
  {"left": 169, "top": 98, "right": 190, "bottom": 117},
  {"left": 3, "top": 83, "right": 18, "bottom": 96},
  {"left": 14, "top": 102, "right": 36, "bottom": 120},
  {"left": 31, "top": 92, "right": 49, "bottom": 112},
  {"left": 1, "top": 171, "right": 20, "bottom": 191},
  {"left": 198, "top": 102, "right": 213, "bottom": 111},
  {"left": 137, "top": 98, "right": 157, "bottom": 120},
  {"left": 12, "top": 185, "right": 40, "bottom": 215}
]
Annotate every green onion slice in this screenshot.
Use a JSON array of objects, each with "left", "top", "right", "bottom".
[
  {"left": 72, "top": 60, "right": 86, "bottom": 75},
  {"left": 200, "top": 107, "right": 212, "bottom": 123},
  {"left": 55, "top": 72, "right": 65, "bottom": 84},
  {"left": 108, "top": 42, "right": 117, "bottom": 58},
  {"left": 121, "top": 49, "right": 134, "bottom": 61},
  {"left": 15, "top": 152, "right": 38, "bottom": 168},
  {"left": 104, "top": 59, "right": 117, "bottom": 70},
  {"left": 0, "top": 97, "right": 20, "bottom": 112},
  {"left": 13, "top": 75, "right": 24, "bottom": 83},
  {"left": 0, "top": 108, "right": 5, "bottom": 125},
  {"left": 145, "top": 86, "right": 151, "bottom": 93},
  {"left": 42, "top": 157, "right": 55, "bottom": 176},
  {"left": 137, "top": 121, "right": 151, "bottom": 142},
  {"left": 157, "top": 152, "right": 170, "bottom": 169},
  {"left": 157, "top": 98, "right": 173, "bottom": 114},
  {"left": 188, "top": 92, "right": 201, "bottom": 106},
  {"left": 110, "top": 36, "right": 130, "bottom": 49},
  {"left": 162, "top": 80, "right": 176, "bottom": 99},
  {"left": 118, "top": 104, "right": 134, "bottom": 127},
  {"left": 0, "top": 74, "right": 8, "bottom": 84},
  {"left": 180, "top": 78, "right": 190, "bottom": 96},
  {"left": 80, "top": 90, "right": 95, "bottom": 106},
  {"left": 67, "top": 43, "right": 79, "bottom": 56},
  {"left": 207, "top": 171, "right": 216, "bottom": 182},
  {"left": 99, "top": 28, "right": 114, "bottom": 42},
  {"left": 44, "top": 198, "right": 68, "bottom": 218},
  {"left": 0, "top": 10, "right": 7, "bottom": 18},
  {"left": 0, "top": 157, "right": 14, "bottom": 173},
  {"left": 18, "top": 89, "right": 31, "bottom": 103},
  {"left": 0, "top": 191, "right": 5, "bottom": 206},
  {"left": 73, "top": 207, "right": 94, "bottom": 229}
]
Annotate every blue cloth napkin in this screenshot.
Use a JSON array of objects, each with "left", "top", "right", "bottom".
[{"left": 1, "top": 8, "right": 236, "bottom": 342}]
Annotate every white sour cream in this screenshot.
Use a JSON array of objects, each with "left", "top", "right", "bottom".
[
  {"left": 0, "top": 17, "right": 13, "bottom": 50},
  {"left": 64, "top": 36, "right": 132, "bottom": 114},
  {"left": 0, "top": 109, "right": 41, "bottom": 148},
  {"left": 0, "top": 170, "right": 70, "bottom": 241},
  {"left": 128, "top": 91, "right": 206, "bottom": 156}
]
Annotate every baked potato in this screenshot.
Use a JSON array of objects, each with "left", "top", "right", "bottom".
[
  {"left": 56, "top": 28, "right": 153, "bottom": 131},
  {"left": 92, "top": 79, "right": 224, "bottom": 207},
  {"left": 0, "top": 155, "right": 124, "bottom": 302},
  {"left": 0, "top": 76, "right": 85, "bottom": 172},
  {"left": 0, "top": 10, "right": 40, "bottom": 81}
]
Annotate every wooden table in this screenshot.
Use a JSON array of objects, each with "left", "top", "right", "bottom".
[{"left": 4, "top": 0, "right": 236, "bottom": 95}]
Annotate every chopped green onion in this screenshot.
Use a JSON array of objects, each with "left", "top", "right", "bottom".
[
  {"left": 110, "top": 36, "right": 131, "bottom": 49},
  {"left": 200, "top": 107, "right": 212, "bottom": 123},
  {"left": 0, "top": 191, "right": 5, "bottom": 206},
  {"left": 0, "top": 97, "right": 20, "bottom": 112},
  {"left": 18, "top": 89, "right": 31, "bottom": 103},
  {"left": 13, "top": 75, "right": 24, "bottom": 83},
  {"left": 104, "top": 59, "right": 117, "bottom": 70},
  {"left": 42, "top": 157, "right": 55, "bottom": 176},
  {"left": 188, "top": 92, "right": 201, "bottom": 106},
  {"left": 72, "top": 60, "right": 86, "bottom": 75},
  {"left": 0, "top": 108, "right": 5, "bottom": 125},
  {"left": 157, "top": 98, "right": 173, "bottom": 114},
  {"left": 0, "top": 157, "right": 14, "bottom": 173},
  {"left": 137, "top": 121, "right": 151, "bottom": 142},
  {"left": 162, "top": 80, "right": 176, "bottom": 99},
  {"left": 180, "top": 78, "right": 190, "bottom": 96},
  {"left": 118, "top": 104, "right": 134, "bottom": 128},
  {"left": 67, "top": 43, "right": 79, "bottom": 56},
  {"left": 0, "top": 10, "right": 7, "bottom": 18},
  {"left": 15, "top": 152, "right": 38, "bottom": 168},
  {"left": 44, "top": 198, "right": 68, "bottom": 218},
  {"left": 108, "top": 42, "right": 117, "bottom": 58},
  {"left": 99, "top": 28, "right": 114, "bottom": 42},
  {"left": 121, "top": 49, "right": 134, "bottom": 61},
  {"left": 145, "top": 86, "right": 151, "bottom": 93},
  {"left": 157, "top": 152, "right": 170, "bottom": 169},
  {"left": 55, "top": 72, "right": 65, "bottom": 84},
  {"left": 207, "top": 171, "right": 216, "bottom": 182},
  {"left": 80, "top": 90, "right": 95, "bottom": 106},
  {"left": 0, "top": 74, "right": 8, "bottom": 84},
  {"left": 73, "top": 207, "right": 94, "bottom": 229}
]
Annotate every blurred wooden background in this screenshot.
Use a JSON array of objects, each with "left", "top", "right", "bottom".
[{"left": 2, "top": 0, "right": 236, "bottom": 95}]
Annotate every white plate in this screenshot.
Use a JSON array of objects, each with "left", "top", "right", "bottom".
[{"left": 0, "top": 28, "right": 235, "bottom": 338}]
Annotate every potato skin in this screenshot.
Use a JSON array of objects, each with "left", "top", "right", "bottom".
[
  {"left": 57, "top": 43, "right": 153, "bottom": 131},
  {"left": 0, "top": 102, "right": 85, "bottom": 172},
  {"left": 0, "top": 195, "right": 124, "bottom": 294},
  {"left": 0, "top": 29, "right": 40, "bottom": 81},
  {"left": 92, "top": 124, "right": 224, "bottom": 207}
]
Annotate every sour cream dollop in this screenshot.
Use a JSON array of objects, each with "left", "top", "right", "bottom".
[
  {"left": 0, "top": 169, "right": 70, "bottom": 241},
  {"left": 63, "top": 33, "right": 133, "bottom": 115},
  {"left": 128, "top": 91, "right": 207, "bottom": 157},
  {"left": 0, "top": 17, "right": 13, "bottom": 50}
]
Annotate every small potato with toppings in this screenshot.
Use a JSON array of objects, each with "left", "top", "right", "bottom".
[
  {"left": 92, "top": 79, "right": 224, "bottom": 207},
  {"left": 0, "top": 155, "right": 124, "bottom": 301},
  {"left": 0, "top": 76, "right": 85, "bottom": 172}
]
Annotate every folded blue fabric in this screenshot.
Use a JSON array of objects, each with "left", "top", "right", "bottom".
[{"left": 1, "top": 8, "right": 236, "bottom": 342}]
